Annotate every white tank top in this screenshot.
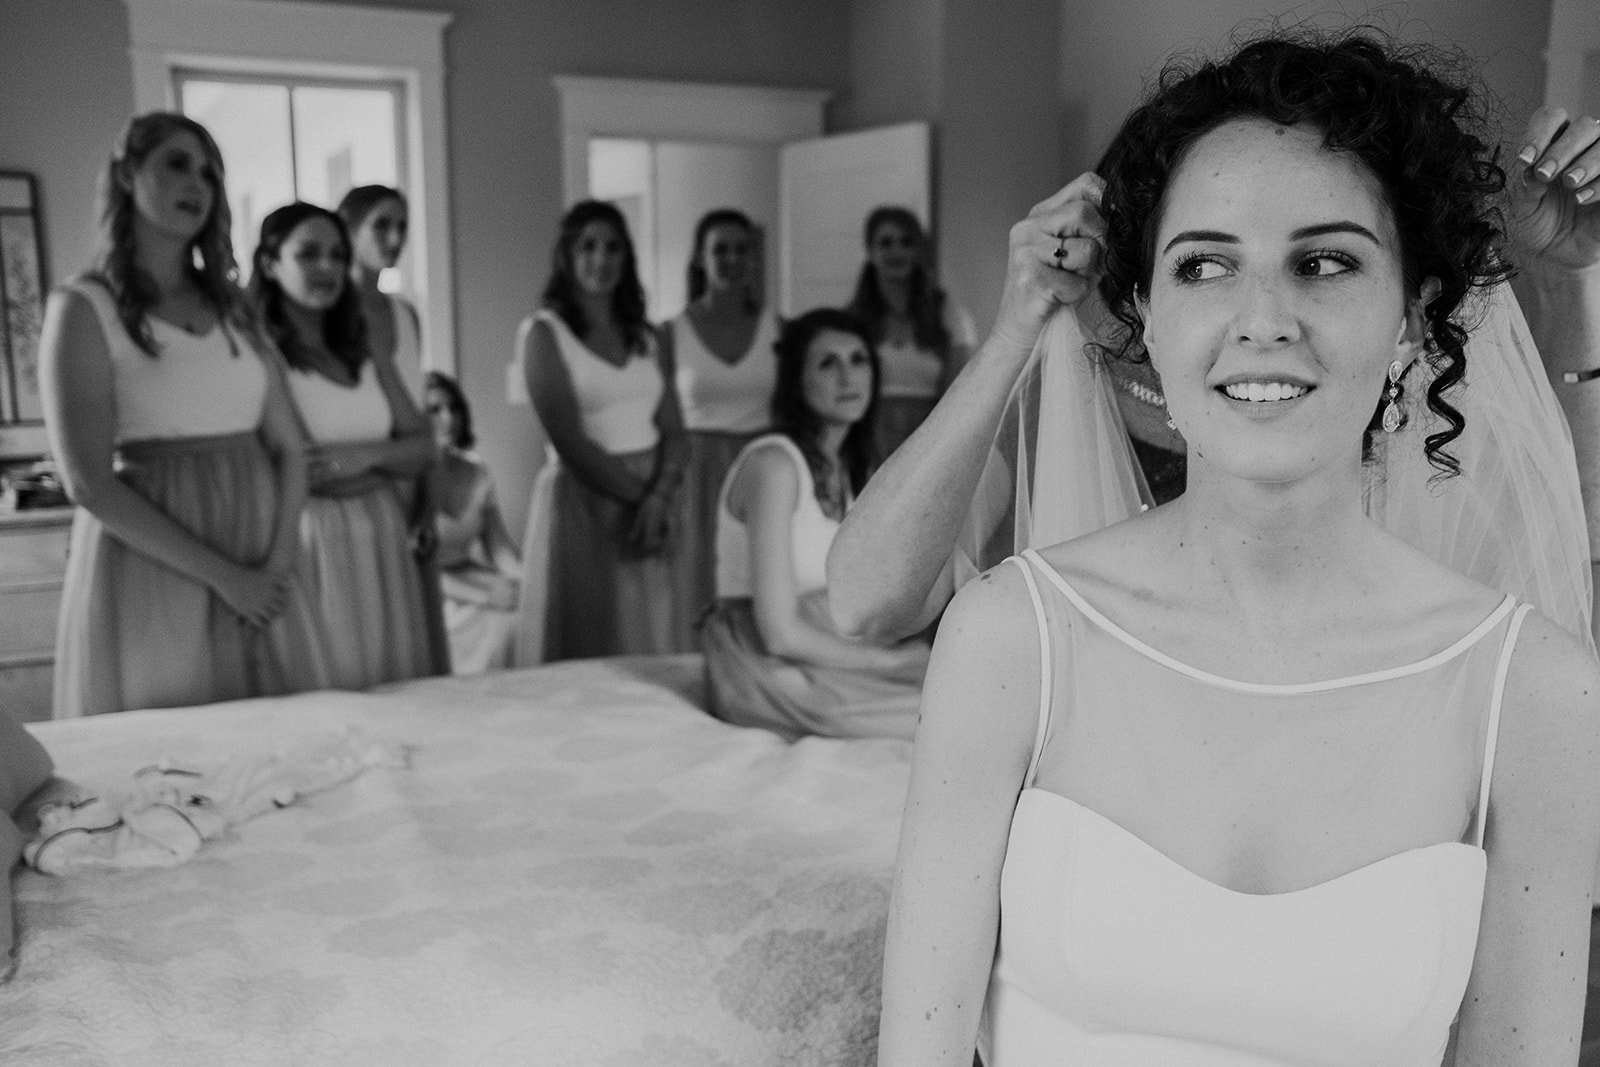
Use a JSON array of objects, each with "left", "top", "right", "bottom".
[
  {"left": 66, "top": 280, "right": 268, "bottom": 444},
  {"left": 877, "top": 301, "right": 977, "bottom": 399},
  {"left": 715, "top": 434, "right": 841, "bottom": 599},
  {"left": 287, "top": 358, "right": 393, "bottom": 445},
  {"left": 538, "top": 309, "right": 662, "bottom": 455},
  {"left": 671, "top": 309, "right": 778, "bottom": 433}
]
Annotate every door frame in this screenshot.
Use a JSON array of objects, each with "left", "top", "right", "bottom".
[{"left": 552, "top": 76, "right": 831, "bottom": 208}]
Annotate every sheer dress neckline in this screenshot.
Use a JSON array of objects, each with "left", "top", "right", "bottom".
[
  {"left": 1016, "top": 788, "right": 1482, "bottom": 900},
  {"left": 1019, "top": 549, "right": 1515, "bottom": 695}
]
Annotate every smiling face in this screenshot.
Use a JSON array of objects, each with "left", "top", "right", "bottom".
[
  {"left": 352, "top": 196, "right": 408, "bottom": 272},
  {"left": 867, "top": 218, "right": 921, "bottom": 285},
  {"left": 267, "top": 216, "right": 349, "bottom": 312},
  {"left": 127, "top": 130, "right": 218, "bottom": 244},
  {"left": 700, "top": 221, "right": 752, "bottom": 293},
  {"left": 570, "top": 219, "right": 627, "bottom": 297},
  {"left": 801, "top": 328, "right": 874, "bottom": 428},
  {"left": 1140, "top": 118, "right": 1429, "bottom": 486}
]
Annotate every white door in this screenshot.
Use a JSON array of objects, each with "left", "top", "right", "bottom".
[{"left": 778, "top": 122, "right": 930, "bottom": 315}]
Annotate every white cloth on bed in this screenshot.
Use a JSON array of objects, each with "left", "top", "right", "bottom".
[{"left": 25, "top": 730, "right": 406, "bottom": 873}]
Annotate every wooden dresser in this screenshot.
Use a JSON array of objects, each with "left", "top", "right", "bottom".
[{"left": 0, "top": 508, "right": 72, "bottom": 723}]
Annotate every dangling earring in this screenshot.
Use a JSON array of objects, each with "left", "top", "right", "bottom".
[{"left": 1381, "top": 359, "right": 1405, "bottom": 433}]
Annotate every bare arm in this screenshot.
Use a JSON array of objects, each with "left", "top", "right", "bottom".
[
  {"left": 878, "top": 564, "right": 1040, "bottom": 1065},
  {"left": 828, "top": 174, "right": 1108, "bottom": 640},
  {"left": 1451, "top": 613, "right": 1600, "bottom": 1065},
  {"left": 255, "top": 344, "right": 310, "bottom": 574},
  {"left": 39, "top": 288, "right": 289, "bottom": 627},
  {"left": 629, "top": 326, "right": 689, "bottom": 552},
  {"left": 518, "top": 314, "right": 651, "bottom": 503},
  {"left": 737, "top": 444, "right": 923, "bottom": 675}
]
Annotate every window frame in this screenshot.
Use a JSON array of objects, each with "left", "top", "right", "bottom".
[{"left": 122, "top": 0, "right": 456, "bottom": 374}]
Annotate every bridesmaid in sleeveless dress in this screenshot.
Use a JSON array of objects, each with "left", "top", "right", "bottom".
[
  {"left": 38, "top": 112, "right": 329, "bottom": 717},
  {"left": 337, "top": 184, "right": 425, "bottom": 405},
  {"left": 846, "top": 207, "right": 976, "bottom": 460},
  {"left": 700, "top": 308, "right": 927, "bottom": 741},
  {"left": 338, "top": 185, "right": 450, "bottom": 667},
  {"left": 878, "top": 33, "right": 1600, "bottom": 1065},
  {"left": 250, "top": 201, "right": 444, "bottom": 689},
  {"left": 515, "top": 200, "right": 688, "bottom": 660},
  {"left": 659, "top": 209, "right": 779, "bottom": 640}
]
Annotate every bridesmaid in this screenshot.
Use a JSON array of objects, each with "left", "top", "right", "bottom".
[
  {"left": 515, "top": 200, "right": 688, "bottom": 660},
  {"left": 659, "top": 209, "right": 779, "bottom": 638},
  {"left": 701, "top": 308, "right": 928, "bottom": 740},
  {"left": 38, "top": 112, "right": 328, "bottom": 717},
  {"left": 846, "top": 207, "right": 977, "bottom": 459},
  {"left": 336, "top": 184, "right": 424, "bottom": 403},
  {"left": 250, "top": 201, "right": 445, "bottom": 688},
  {"left": 426, "top": 371, "right": 522, "bottom": 674}
]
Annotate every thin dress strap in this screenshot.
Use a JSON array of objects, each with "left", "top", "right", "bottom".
[
  {"left": 1474, "top": 602, "right": 1533, "bottom": 849},
  {"left": 1007, "top": 555, "right": 1053, "bottom": 789}
]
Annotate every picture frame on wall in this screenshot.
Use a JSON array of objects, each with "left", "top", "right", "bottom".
[{"left": 0, "top": 171, "right": 50, "bottom": 459}]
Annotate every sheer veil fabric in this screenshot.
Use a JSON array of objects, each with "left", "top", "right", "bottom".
[{"left": 956, "top": 283, "right": 1596, "bottom": 656}]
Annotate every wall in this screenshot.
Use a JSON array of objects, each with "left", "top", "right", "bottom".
[
  {"left": 0, "top": 0, "right": 853, "bottom": 533},
  {"left": 1058, "top": 0, "right": 1555, "bottom": 179},
  {"left": 840, "top": 0, "right": 944, "bottom": 129},
  {"left": 0, "top": 0, "right": 134, "bottom": 290}
]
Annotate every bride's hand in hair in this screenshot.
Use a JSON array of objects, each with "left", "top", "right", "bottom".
[
  {"left": 1510, "top": 106, "right": 1600, "bottom": 271},
  {"left": 990, "top": 172, "right": 1107, "bottom": 351}
]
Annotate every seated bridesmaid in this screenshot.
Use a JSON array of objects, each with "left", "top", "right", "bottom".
[
  {"left": 425, "top": 371, "right": 522, "bottom": 674},
  {"left": 701, "top": 308, "right": 929, "bottom": 741},
  {"left": 39, "top": 113, "right": 328, "bottom": 718},
  {"left": 250, "top": 202, "right": 445, "bottom": 688}
]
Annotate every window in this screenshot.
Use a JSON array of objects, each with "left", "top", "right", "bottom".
[{"left": 176, "top": 72, "right": 406, "bottom": 287}]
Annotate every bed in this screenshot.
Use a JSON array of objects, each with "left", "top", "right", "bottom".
[{"left": 0, "top": 656, "right": 911, "bottom": 1066}]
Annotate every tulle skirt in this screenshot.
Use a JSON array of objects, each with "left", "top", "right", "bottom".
[
  {"left": 301, "top": 481, "right": 439, "bottom": 690},
  {"left": 874, "top": 396, "right": 937, "bottom": 461},
  {"left": 672, "top": 429, "right": 762, "bottom": 646},
  {"left": 54, "top": 432, "right": 330, "bottom": 718},
  {"left": 523, "top": 449, "right": 681, "bottom": 661},
  {"left": 700, "top": 594, "right": 925, "bottom": 741}
]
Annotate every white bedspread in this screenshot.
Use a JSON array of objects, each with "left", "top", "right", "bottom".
[{"left": 0, "top": 657, "right": 911, "bottom": 1066}]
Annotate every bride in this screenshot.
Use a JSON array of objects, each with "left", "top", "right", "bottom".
[{"left": 876, "top": 31, "right": 1600, "bottom": 1065}]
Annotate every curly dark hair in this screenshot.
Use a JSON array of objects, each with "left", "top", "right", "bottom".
[
  {"left": 1094, "top": 29, "right": 1511, "bottom": 476},
  {"left": 686, "top": 208, "right": 760, "bottom": 312},
  {"left": 249, "top": 201, "right": 368, "bottom": 377},
  {"left": 89, "top": 112, "right": 257, "bottom": 358},
  {"left": 541, "top": 200, "right": 650, "bottom": 354},
  {"left": 425, "top": 370, "right": 474, "bottom": 450},
  {"left": 771, "top": 308, "right": 880, "bottom": 503},
  {"left": 847, "top": 206, "right": 951, "bottom": 358}
]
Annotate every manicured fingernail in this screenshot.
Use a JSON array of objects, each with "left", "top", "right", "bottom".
[
  {"left": 1578, "top": 187, "right": 1596, "bottom": 204},
  {"left": 1536, "top": 162, "right": 1557, "bottom": 179},
  {"left": 1566, "top": 168, "right": 1587, "bottom": 187},
  {"left": 1518, "top": 144, "right": 1538, "bottom": 164}
]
